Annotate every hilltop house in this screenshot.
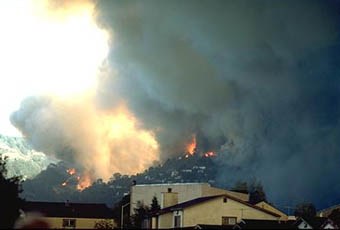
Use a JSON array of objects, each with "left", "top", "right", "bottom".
[{"left": 20, "top": 201, "right": 116, "bottom": 229}]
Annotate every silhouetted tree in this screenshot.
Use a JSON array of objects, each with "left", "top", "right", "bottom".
[
  {"left": 0, "top": 155, "right": 24, "bottom": 229},
  {"left": 294, "top": 202, "right": 316, "bottom": 218},
  {"left": 232, "top": 179, "right": 267, "bottom": 204},
  {"left": 248, "top": 180, "right": 267, "bottom": 204},
  {"left": 329, "top": 208, "right": 340, "bottom": 226},
  {"left": 150, "top": 195, "right": 160, "bottom": 212},
  {"left": 232, "top": 181, "right": 248, "bottom": 193},
  {"left": 131, "top": 201, "right": 149, "bottom": 228}
]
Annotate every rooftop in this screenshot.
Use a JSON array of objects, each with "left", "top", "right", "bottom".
[
  {"left": 23, "top": 201, "right": 112, "bottom": 219},
  {"left": 154, "top": 194, "right": 280, "bottom": 218},
  {"left": 134, "top": 182, "right": 209, "bottom": 187}
]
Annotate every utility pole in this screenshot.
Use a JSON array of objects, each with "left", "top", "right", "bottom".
[{"left": 121, "top": 202, "right": 130, "bottom": 229}]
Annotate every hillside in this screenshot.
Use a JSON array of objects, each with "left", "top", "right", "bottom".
[
  {"left": 0, "top": 134, "right": 57, "bottom": 179},
  {"left": 21, "top": 153, "right": 221, "bottom": 207}
]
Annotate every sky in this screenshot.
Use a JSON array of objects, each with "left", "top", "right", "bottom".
[
  {"left": 0, "top": 0, "right": 108, "bottom": 136},
  {"left": 2, "top": 0, "right": 340, "bottom": 208}
]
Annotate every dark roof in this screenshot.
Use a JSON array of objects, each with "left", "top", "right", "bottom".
[
  {"left": 295, "top": 217, "right": 328, "bottom": 229},
  {"left": 195, "top": 224, "right": 235, "bottom": 229},
  {"left": 236, "top": 219, "right": 296, "bottom": 229},
  {"left": 154, "top": 194, "right": 280, "bottom": 218},
  {"left": 23, "top": 201, "right": 112, "bottom": 219},
  {"left": 230, "top": 189, "right": 249, "bottom": 195}
]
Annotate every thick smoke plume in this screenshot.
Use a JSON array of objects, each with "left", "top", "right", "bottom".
[
  {"left": 10, "top": 0, "right": 340, "bottom": 208},
  {"left": 10, "top": 94, "right": 159, "bottom": 180},
  {"left": 93, "top": 0, "right": 340, "bottom": 207}
]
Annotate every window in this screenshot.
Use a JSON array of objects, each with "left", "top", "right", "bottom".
[
  {"left": 62, "top": 219, "right": 76, "bottom": 228},
  {"left": 174, "top": 215, "right": 181, "bottom": 228},
  {"left": 223, "top": 197, "right": 227, "bottom": 203},
  {"left": 222, "top": 217, "right": 237, "bottom": 225}
]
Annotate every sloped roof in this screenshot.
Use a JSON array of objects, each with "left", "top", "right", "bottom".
[
  {"left": 155, "top": 194, "right": 280, "bottom": 217},
  {"left": 236, "top": 219, "right": 296, "bottom": 229},
  {"left": 295, "top": 217, "right": 328, "bottom": 229},
  {"left": 23, "top": 201, "right": 112, "bottom": 219}
]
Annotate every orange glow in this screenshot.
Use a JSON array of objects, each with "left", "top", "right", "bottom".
[
  {"left": 66, "top": 168, "right": 76, "bottom": 175},
  {"left": 204, "top": 151, "right": 215, "bottom": 157},
  {"left": 186, "top": 135, "right": 197, "bottom": 155},
  {"left": 77, "top": 173, "right": 92, "bottom": 191},
  {"left": 61, "top": 182, "right": 67, "bottom": 186},
  {"left": 43, "top": 95, "right": 160, "bottom": 183}
]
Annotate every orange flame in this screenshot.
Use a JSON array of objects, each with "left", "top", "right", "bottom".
[
  {"left": 204, "top": 151, "right": 215, "bottom": 157},
  {"left": 186, "top": 135, "right": 196, "bottom": 155},
  {"left": 77, "top": 174, "right": 91, "bottom": 191},
  {"left": 66, "top": 168, "right": 76, "bottom": 175}
]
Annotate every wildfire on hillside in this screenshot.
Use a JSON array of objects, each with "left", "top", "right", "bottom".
[
  {"left": 204, "top": 151, "right": 215, "bottom": 157},
  {"left": 77, "top": 173, "right": 91, "bottom": 191},
  {"left": 61, "top": 168, "right": 92, "bottom": 191},
  {"left": 66, "top": 168, "right": 76, "bottom": 175},
  {"left": 186, "top": 134, "right": 197, "bottom": 157}
]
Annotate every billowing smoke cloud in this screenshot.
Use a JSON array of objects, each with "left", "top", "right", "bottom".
[
  {"left": 10, "top": 94, "right": 159, "bottom": 180},
  {"left": 92, "top": 0, "right": 340, "bottom": 207}
]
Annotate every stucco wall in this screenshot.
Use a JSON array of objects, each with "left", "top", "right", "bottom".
[
  {"left": 161, "top": 192, "right": 178, "bottom": 208},
  {"left": 158, "top": 212, "right": 173, "bottom": 229},
  {"left": 181, "top": 197, "right": 279, "bottom": 228},
  {"left": 130, "top": 183, "right": 205, "bottom": 214},
  {"left": 41, "top": 217, "right": 116, "bottom": 229},
  {"left": 130, "top": 183, "right": 247, "bottom": 214}
]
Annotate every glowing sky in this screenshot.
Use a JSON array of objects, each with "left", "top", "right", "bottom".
[{"left": 0, "top": 0, "right": 108, "bottom": 136}]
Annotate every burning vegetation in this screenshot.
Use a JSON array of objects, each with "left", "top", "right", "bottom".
[{"left": 61, "top": 168, "right": 92, "bottom": 191}]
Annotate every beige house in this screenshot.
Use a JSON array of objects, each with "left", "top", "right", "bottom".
[
  {"left": 21, "top": 201, "right": 116, "bottom": 229},
  {"left": 130, "top": 183, "right": 249, "bottom": 215},
  {"left": 146, "top": 192, "right": 281, "bottom": 229}
]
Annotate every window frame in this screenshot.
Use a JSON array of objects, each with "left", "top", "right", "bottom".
[
  {"left": 62, "top": 218, "right": 77, "bottom": 228},
  {"left": 222, "top": 216, "right": 237, "bottom": 225},
  {"left": 173, "top": 210, "right": 182, "bottom": 228}
]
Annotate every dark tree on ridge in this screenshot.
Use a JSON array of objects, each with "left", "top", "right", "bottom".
[{"left": 0, "top": 155, "right": 24, "bottom": 229}]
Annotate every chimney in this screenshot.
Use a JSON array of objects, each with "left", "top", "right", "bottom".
[{"left": 161, "top": 188, "right": 178, "bottom": 209}]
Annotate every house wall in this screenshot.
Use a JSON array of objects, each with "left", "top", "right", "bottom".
[
  {"left": 41, "top": 217, "right": 116, "bottom": 229},
  {"left": 158, "top": 212, "right": 173, "bottom": 229},
  {"left": 130, "top": 183, "right": 247, "bottom": 214},
  {"left": 255, "top": 201, "right": 288, "bottom": 220},
  {"left": 180, "top": 197, "right": 279, "bottom": 228},
  {"left": 161, "top": 192, "right": 178, "bottom": 208},
  {"left": 130, "top": 183, "right": 205, "bottom": 214}
]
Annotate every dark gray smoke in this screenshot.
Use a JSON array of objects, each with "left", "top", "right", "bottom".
[{"left": 93, "top": 0, "right": 340, "bottom": 208}]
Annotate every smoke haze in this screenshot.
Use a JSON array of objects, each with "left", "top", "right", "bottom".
[{"left": 10, "top": 0, "right": 340, "bottom": 207}]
